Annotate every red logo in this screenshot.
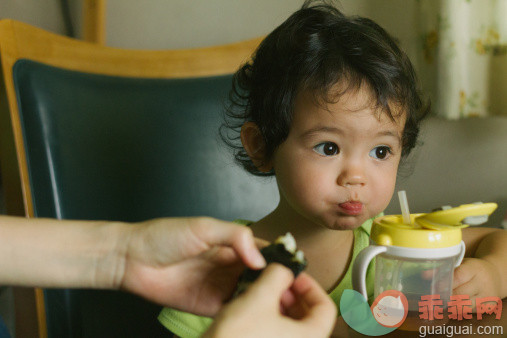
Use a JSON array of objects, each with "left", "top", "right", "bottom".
[{"left": 371, "top": 290, "right": 409, "bottom": 328}]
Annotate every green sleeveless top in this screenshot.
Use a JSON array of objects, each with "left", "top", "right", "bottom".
[{"left": 158, "top": 218, "right": 376, "bottom": 338}]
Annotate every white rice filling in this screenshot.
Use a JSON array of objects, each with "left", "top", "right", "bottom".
[
  {"left": 294, "top": 250, "right": 305, "bottom": 264},
  {"left": 274, "top": 232, "right": 306, "bottom": 263},
  {"left": 275, "top": 232, "right": 297, "bottom": 253}
]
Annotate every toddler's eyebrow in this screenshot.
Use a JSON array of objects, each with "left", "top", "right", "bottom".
[
  {"left": 301, "top": 127, "right": 400, "bottom": 138},
  {"left": 300, "top": 126, "right": 343, "bottom": 139},
  {"left": 300, "top": 127, "right": 402, "bottom": 145},
  {"left": 376, "top": 130, "right": 402, "bottom": 146}
]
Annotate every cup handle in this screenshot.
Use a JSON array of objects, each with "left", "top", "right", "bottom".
[
  {"left": 352, "top": 245, "right": 387, "bottom": 300},
  {"left": 454, "top": 241, "right": 466, "bottom": 267}
]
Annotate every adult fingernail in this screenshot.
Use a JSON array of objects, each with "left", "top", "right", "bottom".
[{"left": 251, "top": 250, "right": 266, "bottom": 268}]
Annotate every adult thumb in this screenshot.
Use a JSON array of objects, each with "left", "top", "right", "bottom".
[{"left": 242, "top": 263, "right": 294, "bottom": 305}]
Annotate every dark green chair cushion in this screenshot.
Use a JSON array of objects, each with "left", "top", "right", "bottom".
[{"left": 12, "top": 59, "right": 278, "bottom": 337}]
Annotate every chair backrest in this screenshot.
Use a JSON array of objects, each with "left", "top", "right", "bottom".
[{"left": 0, "top": 19, "right": 278, "bottom": 337}]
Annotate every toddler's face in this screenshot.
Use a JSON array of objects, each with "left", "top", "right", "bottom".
[{"left": 272, "top": 86, "right": 404, "bottom": 230}]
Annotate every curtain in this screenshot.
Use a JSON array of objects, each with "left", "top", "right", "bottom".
[{"left": 418, "top": 0, "right": 507, "bottom": 118}]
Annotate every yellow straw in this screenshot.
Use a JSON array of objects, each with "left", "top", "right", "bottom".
[{"left": 398, "top": 190, "right": 411, "bottom": 224}]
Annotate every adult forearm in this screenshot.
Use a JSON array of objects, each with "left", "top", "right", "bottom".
[{"left": 0, "top": 216, "right": 130, "bottom": 289}]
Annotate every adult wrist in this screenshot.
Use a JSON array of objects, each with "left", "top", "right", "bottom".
[{"left": 93, "top": 221, "right": 134, "bottom": 290}]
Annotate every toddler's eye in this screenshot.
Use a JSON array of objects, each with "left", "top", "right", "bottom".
[
  {"left": 314, "top": 142, "right": 339, "bottom": 156},
  {"left": 369, "top": 146, "right": 392, "bottom": 160}
]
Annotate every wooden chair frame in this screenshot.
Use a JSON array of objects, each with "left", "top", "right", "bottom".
[{"left": 0, "top": 19, "right": 261, "bottom": 338}]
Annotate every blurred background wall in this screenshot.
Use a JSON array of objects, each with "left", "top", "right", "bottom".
[
  {"left": 0, "top": 1, "right": 419, "bottom": 56},
  {"left": 3, "top": 0, "right": 505, "bottom": 118}
]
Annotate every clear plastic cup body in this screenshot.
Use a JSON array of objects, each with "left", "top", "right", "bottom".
[{"left": 374, "top": 253, "right": 459, "bottom": 312}]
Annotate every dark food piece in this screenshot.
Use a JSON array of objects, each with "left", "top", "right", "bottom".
[{"left": 234, "top": 233, "right": 307, "bottom": 296}]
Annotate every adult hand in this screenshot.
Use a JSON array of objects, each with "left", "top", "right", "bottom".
[
  {"left": 203, "top": 264, "right": 337, "bottom": 338},
  {"left": 119, "top": 217, "right": 266, "bottom": 316}
]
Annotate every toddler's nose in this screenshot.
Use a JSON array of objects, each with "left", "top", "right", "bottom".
[{"left": 337, "top": 164, "right": 366, "bottom": 187}]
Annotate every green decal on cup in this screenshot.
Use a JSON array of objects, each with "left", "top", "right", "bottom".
[{"left": 340, "top": 289, "right": 406, "bottom": 336}]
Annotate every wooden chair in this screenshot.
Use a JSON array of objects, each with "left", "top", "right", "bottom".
[{"left": 0, "top": 19, "right": 277, "bottom": 337}]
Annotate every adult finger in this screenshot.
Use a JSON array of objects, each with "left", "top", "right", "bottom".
[
  {"left": 280, "top": 289, "right": 297, "bottom": 311},
  {"left": 291, "top": 273, "right": 337, "bottom": 329},
  {"left": 242, "top": 263, "right": 294, "bottom": 307},
  {"left": 255, "top": 237, "right": 270, "bottom": 249},
  {"left": 193, "top": 218, "right": 266, "bottom": 269}
]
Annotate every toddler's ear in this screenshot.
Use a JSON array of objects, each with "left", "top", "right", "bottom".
[{"left": 241, "top": 122, "right": 272, "bottom": 172}]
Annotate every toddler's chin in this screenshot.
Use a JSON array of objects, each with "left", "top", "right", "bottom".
[{"left": 326, "top": 216, "right": 369, "bottom": 231}]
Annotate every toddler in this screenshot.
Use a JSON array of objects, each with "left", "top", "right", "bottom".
[{"left": 158, "top": 1, "right": 507, "bottom": 336}]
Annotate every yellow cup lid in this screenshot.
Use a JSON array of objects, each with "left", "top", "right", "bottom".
[{"left": 371, "top": 203, "right": 497, "bottom": 249}]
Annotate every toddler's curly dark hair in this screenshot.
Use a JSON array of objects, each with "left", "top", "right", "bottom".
[{"left": 220, "top": 0, "right": 430, "bottom": 176}]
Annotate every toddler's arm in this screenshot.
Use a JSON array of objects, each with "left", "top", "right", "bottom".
[{"left": 454, "top": 227, "right": 507, "bottom": 302}]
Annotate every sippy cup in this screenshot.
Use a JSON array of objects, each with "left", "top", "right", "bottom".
[{"left": 352, "top": 196, "right": 497, "bottom": 328}]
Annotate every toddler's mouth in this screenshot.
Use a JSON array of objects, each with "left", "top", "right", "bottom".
[{"left": 339, "top": 201, "right": 363, "bottom": 215}]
